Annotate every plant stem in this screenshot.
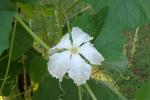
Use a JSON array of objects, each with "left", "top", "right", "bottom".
[
  {"left": 66, "top": 0, "right": 80, "bottom": 14},
  {"left": 40, "top": 8, "right": 50, "bottom": 44},
  {"left": 15, "top": 15, "right": 50, "bottom": 50},
  {"left": 0, "top": 18, "right": 17, "bottom": 95},
  {"left": 84, "top": 83, "right": 97, "bottom": 100},
  {"left": 78, "top": 86, "right": 82, "bottom": 100},
  {"left": 63, "top": 12, "right": 71, "bottom": 32},
  {"left": 50, "top": 6, "right": 55, "bottom": 46},
  {"left": 58, "top": 0, "right": 62, "bottom": 40},
  {"left": 129, "top": 27, "right": 140, "bottom": 67}
]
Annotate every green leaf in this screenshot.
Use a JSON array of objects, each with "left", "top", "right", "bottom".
[
  {"left": 136, "top": 82, "right": 150, "bottom": 100},
  {"left": 103, "top": 55, "right": 128, "bottom": 74},
  {"left": 83, "top": 0, "right": 150, "bottom": 29},
  {"left": 10, "top": 22, "right": 33, "bottom": 61},
  {"left": 32, "top": 76, "right": 62, "bottom": 100},
  {"left": 0, "top": 0, "right": 14, "bottom": 10},
  {"left": 0, "top": 0, "right": 16, "bottom": 55},
  {"left": 94, "top": 15, "right": 125, "bottom": 61},
  {"left": 72, "top": 7, "right": 108, "bottom": 41},
  {"left": 32, "top": 76, "right": 126, "bottom": 100},
  {"left": 85, "top": 79, "right": 126, "bottom": 100},
  {"left": 26, "top": 48, "right": 47, "bottom": 83},
  {"left": 0, "top": 11, "right": 15, "bottom": 55}
]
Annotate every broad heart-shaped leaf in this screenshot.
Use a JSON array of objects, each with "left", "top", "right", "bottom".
[
  {"left": 0, "top": 11, "right": 15, "bottom": 55},
  {"left": 10, "top": 22, "right": 33, "bottom": 61},
  {"left": 32, "top": 75, "right": 126, "bottom": 100},
  {"left": 25, "top": 48, "right": 48, "bottom": 83},
  {"left": 103, "top": 54, "right": 128, "bottom": 74},
  {"left": 71, "top": 7, "right": 108, "bottom": 42},
  {"left": 94, "top": 13, "right": 125, "bottom": 61},
  {"left": 83, "top": 0, "right": 150, "bottom": 30},
  {"left": 135, "top": 82, "right": 150, "bottom": 100}
]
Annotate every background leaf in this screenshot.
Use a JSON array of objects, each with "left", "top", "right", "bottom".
[
  {"left": 32, "top": 76, "right": 126, "bottom": 100},
  {"left": 26, "top": 48, "right": 48, "bottom": 83},
  {"left": 0, "top": 0, "right": 16, "bottom": 55},
  {"left": 72, "top": 7, "right": 108, "bottom": 42},
  {"left": 83, "top": 0, "right": 150, "bottom": 29},
  {"left": 94, "top": 15, "right": 125, "bottom": 61},
  {"left": 11, "top": 23, "right": 33, "bottom": 61},
  {"left": 103, "top": 55, "right": 128, "bottom": 74},
  {"left": 0, "top": 11, "right": 15, "bottom": 55},
  {"left": 135, "top": 82, "right": 150, "bottom": 100}
]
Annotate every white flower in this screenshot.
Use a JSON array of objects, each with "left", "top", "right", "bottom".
[{"left": 48, "top": 27, "right": 104, "bottom": 85}]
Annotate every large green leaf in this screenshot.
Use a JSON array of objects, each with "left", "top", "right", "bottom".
[
  {"left": 0, "top": 0, "right": 16, "bottom": 55},
  {"left": 72, "top": 7, "right": 108, "bottom": 41},
  {"left": 83, "top": 0, "right": 150, "bottom": 29},
  {"left": 32, "top": 76, "right": 126, "bottom": 100},
  {"left": 0, "top": 11, "right": 15, "bottom": 55},
  {"left": 103, "top": 55, "right": 128, "bottom": 74},
  {"left": 0, "top": 0, "right": 14, "bottom": 10},
  {"left": 136, "top": 82, "right": 150, "bottom": 100},
  {"left": 94, "top": 14, "right": 125, "bottom": 61},
  {"left": 11, "top": 23, "right": 33, "bottom": 61},
  {"left": 26, "top": 48, "right": 48, "bottom": 83}
]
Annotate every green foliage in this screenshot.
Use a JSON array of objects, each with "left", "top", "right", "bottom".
[
  {"left": 0, "top": 0, "right": 150, "bottom": 99},
  {"left": 115, "top": 25, "right": 150, "bottom": 99},
  {"left": 136, "top": 82, "right": 150, "bottom": 100},
  {"left": 33, "top": 76, "right": 125, "bottom": 100},
  {"left": 72, "top": 7, "right": 108, "bottom": 41},
  {"left": 0, "top": 11, "right": 15, "bottom": 55},
  {"left": 103, "top": 55, "right": 128, "bottom": 74},
  {"left": 11, "top": 23, "right": 33, "bottom": 61},
  {"left": 0, "top": 53, "right": 22, "bottom": 95},
  {"left": 83, "top": 0, "right": 150, "bottom": 29},
  {"left": 26, "top": 48, "right": 48, "bottom": 83},
  {"left": 0, "top": 0, "right": 16, "bottom": 55}
]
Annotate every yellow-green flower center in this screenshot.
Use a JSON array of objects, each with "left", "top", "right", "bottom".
[{"left": 69, "top": 46, "right": 78, "bottom": 54}]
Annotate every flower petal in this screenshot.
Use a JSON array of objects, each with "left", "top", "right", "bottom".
[
  {"left": 52, "top": 33, "right": 71, "bottom": 49},
  {"left": 79, "top": 42, "right": 104, "bottom": 65},
  {"left": 71, "top": 27, "right": 93, "bottom": 46},
  {"left": 68, "top": 54, "right": 91, "bottom": 85},
  {"left": 48, "top": 51, "right": 70, "bottom": 81}
]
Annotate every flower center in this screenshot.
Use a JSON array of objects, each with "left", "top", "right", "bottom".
[{"left": 69, "top": 46, "right": 78, "bottom": 54}]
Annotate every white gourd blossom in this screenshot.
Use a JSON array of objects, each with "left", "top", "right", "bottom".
[{"left": 48, "top": 27, "right": 104, "bottom": 86}]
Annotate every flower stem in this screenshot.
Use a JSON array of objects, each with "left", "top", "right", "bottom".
[
  {"left": 78, "top": 86, "right": 82, "bottom": 100},
  {"left": 0, "top": 18, "right": 17, "bottom": 95},
  {"left": 84, "top": 83, "right": 97, "bottom": 100},
  {"left": 15, "top": 15, "right": 50, "bottom": 50}
]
